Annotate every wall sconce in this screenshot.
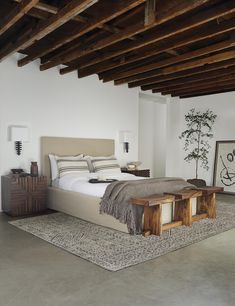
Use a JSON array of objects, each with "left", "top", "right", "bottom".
[
  {"left": 119, "top": 131, "right": 132, "bottom": 153},
  {"left": 9, "top": 126, "right": 29, "bottom": 155}
]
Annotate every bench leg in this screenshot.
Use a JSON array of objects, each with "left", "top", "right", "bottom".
[
  {"left": 206, "top": 193, "right": 216, "bottom": 218},
  {"left": 197, "top": 193, "right": 216, "bottom": 219},
  {"left": 144, "top": 205, "right": 162, "bottom": 236},
  {"left": 174, "top": 199, "right": 192, "bottom": 226}
]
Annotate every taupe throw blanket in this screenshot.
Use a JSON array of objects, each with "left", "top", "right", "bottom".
[{"left": 100, "top": 177, "right": 194, "bottom": 234}]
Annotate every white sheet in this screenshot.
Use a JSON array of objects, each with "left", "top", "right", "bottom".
[{"left": 56, "top": 172, "right": 145, "bottom": 198}]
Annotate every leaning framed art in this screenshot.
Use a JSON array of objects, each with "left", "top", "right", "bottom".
[{"left": 213, "top": 140, "right": 235, "bottom": 194}]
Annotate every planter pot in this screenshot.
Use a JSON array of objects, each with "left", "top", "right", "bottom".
[{"left": 187, "top": 178, "right": 206, "bottom": 188}]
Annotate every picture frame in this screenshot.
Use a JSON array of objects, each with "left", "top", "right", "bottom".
[{"left": 213, "top": 140, "right": 235, "bottom": 194}]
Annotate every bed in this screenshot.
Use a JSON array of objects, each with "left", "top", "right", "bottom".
[{"left": 41, "top": 136, "right": 196, "bottom": 233}]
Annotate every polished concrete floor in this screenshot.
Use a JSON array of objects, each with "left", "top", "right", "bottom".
[{"left": 0, "top": 195, "right": 235, "bottom": 306}]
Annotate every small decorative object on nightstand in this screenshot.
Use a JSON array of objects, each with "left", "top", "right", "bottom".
[
  {"left": 121, "top": 168, "right": 150, "bottom": 177},
  {"left": 1, "top": 174, "right": 47, "bottom": 217},
  {"left": 30, "top": 161, "right": 39, "bottom": 177}
]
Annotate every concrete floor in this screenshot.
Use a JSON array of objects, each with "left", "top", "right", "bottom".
[{"left": 0, "top": 194, "right": 235, "bottom": 306}]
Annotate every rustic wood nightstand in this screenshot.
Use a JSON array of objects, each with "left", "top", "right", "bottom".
[
  {"left": 1, "top": 175, "right": 47, "bottom": 217},
  {"left": 121, "top": 168, "right": 150, "bottom": 177}
]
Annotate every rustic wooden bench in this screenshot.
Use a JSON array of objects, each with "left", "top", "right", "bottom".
[
  {"left": 192, "top": 186, "right": 224, "bottom": 219},
  {"left": 130, "top": 186, "right": 224, "bottom": 236},
  {"left": 130, "top": 194, "right": 175, "bottom": 236}
]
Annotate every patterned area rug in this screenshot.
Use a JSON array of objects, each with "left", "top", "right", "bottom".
[{"left": 9, "top": 201, "right": 235, "bottom": 271}]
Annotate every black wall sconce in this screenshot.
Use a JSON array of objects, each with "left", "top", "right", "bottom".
[
  {"left": 9, "top": 126, "right": 29, "bottom": 156},
  {"left": 119, "top": 131, "right": 132, "bottom": 153}
]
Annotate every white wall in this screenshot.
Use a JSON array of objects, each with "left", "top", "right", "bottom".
[
  {"left": 138, "top": 93, "right": 167, "bottom": 177},
  {"left": 166, "top": 92, "right": 235, "bottom": 184},
  {"left": 0, "top": 55, "right": 139, "bottom": 210},
  {"left": 165, "top": 97, "right": 183, "bottom": 178}
]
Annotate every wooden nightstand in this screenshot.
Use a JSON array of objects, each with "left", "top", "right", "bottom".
[
  {"left": 1, "top": 175, "right": 47, "bottom": 217},
  {"left": 121, "top": 168, "right": 150, "bottom": 177}
]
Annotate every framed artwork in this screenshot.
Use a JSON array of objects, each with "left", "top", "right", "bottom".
[{"left": 213, "top": 140, "right": 235, "bottom": 194}]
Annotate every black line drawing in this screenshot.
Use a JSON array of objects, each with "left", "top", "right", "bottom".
[
  {"left": 227, "top": 153, "right": 234, "bottom": 162},
  {"left": 220, "top": 155, "right": 235, "bottom": 187}
]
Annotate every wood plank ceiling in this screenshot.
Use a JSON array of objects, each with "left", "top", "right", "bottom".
[{"left": 1, "top": 0, "right": 235, "bottom": 98}]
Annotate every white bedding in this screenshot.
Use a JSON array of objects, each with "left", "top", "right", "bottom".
[{"left": 54, "top": 172, "right": 145, "bottom": 198}]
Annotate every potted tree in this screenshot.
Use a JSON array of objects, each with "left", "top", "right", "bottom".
[{"left": 179, "top": 108, "right": 217, "bottom": 187}]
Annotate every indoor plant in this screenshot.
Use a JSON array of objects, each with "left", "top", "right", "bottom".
[{"left": 179, "top": 108, "right": 217, "bottom": 186}]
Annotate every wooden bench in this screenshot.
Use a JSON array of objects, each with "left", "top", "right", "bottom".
[
  {"left": 192, "top": 186, "right": 224, "bottom": 219},
  {"left": 130, "top": 194, "right": 175, "bottom": 236},
  {"left": 130, "top": 186, "right": 224, "bottom": 236}
]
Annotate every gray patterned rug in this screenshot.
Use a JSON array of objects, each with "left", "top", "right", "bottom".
[{"left": 9, "top": 201, "right": 235, "bottom": 271}]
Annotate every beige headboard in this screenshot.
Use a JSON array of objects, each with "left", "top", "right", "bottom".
[{"left": 41, "top": 136, "right": 115, "bottom": 181}]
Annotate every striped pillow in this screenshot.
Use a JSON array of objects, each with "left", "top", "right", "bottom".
[
  {"left": 49, "top": 154, "right": 84, "bottom": 180},
  {"left": 91, "top": 159, "right": 121, "bottom": 174},
  {"left": 57, "top": 159, "right": 89, "bottom": 178}
]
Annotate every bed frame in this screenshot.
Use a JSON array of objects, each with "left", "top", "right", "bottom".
[
  {"left": 41, "top": 136, "right": 130, "bottom": 233},
  {"left": 41, "top": 136, "right": 196, "bottom": 234}
]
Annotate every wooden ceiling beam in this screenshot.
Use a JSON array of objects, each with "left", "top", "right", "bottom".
[
  {"left": 179, "top": 87, "right": 235, "bottom": 98},
  {"left": 165, "top": 49, "right": 179, "bottom": 56},
  {"left": 163, "top": 49, "right": 235, "bottom": 75},
  {"left": 0, "top": 0, "right": 98, "bottom": 61},
  {"left": 0, "top": 0, "right": 39, "bottom": 36},
  {"left": 165, "top": 78, "right": 235, "bottom": 96},
  {"left": 13, "top": 0, "right": 90, "bottom": 24},
  {"left": 142, "top": 65, "right": 235, "bottom": 91},
  {"left": 14, "top": 0, "right": 129, "bottom": 36},
  {"left": 145, "top": 0, "right": 157, "bottom": 26},
  {"left": 170, "top": 81, "right": 235, "bottom": 97},
  {"left": 157, "top": 72, "right": 235, "bottom": 94},
  {"left": 39, "top": 0, "right": 213, "bottom": 71},
  {"left": 75, "top": 1, "right": 235, "bottom": 78},
  {"left": 129, "top": 58, "right": 235, "bottom": 87},
  {"left": 113, "top": 19, "right": 235, "bottom": 85},
  {"left": 58, "top": 49, "right": 174, "bottom": 76},
  {"left": 100, "top": 38, "right": 235, "bottom": 82},
  {"left": 18, "top": 0, "right": 146, "bottom": 67}
]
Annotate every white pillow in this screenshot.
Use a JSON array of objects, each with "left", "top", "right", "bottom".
[
  {"left": 84, "top": 155, "right": 115, "bottom": 172},
  {"left": 91, "top": 158, "right": 121, "bottom": 174},
  {"left": 49, "top": 154, "right": 84, "bottom": 180}
]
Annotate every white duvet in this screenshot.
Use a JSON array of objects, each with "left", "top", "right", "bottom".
[{"left": 55, "top": 172, "right": 145, "bottom": 198}]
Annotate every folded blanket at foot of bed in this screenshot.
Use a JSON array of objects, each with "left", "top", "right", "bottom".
[{"left": 99, "top": 177, "right": 194, "bottom": 235}]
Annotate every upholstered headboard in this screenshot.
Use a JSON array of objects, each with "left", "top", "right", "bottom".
[{"left": 41, "top": 136, "right": 115, "bottom": 181}]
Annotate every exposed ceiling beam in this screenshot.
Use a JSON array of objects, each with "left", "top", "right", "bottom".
[
  {"left": 170, "top": 81, "right": 235, "bottom": 97},
  {"left": 0, "top": 0, "right": 98, "bottom": 61},
  {"left": 145, "top": 0, "right": 157, "bottom": 26},
  {"left": 100, "top": 38, "right": 235, "bottom": 82},
  {"left": 39, "top": 0, "right": 213, "bottom": 71},
  {"left": 13, "top": 0, "right": 91, "bottom": 24},
  {"left": 142, "top": 65, "right": 235, "bottom": 91},
  {"left": 14, "top": 0, "right": 131, "bottom": 36},
  {"left": 163, "top": 49, "right": 235, "bottom": 75},
  {"left": 165, "top": 49, "right": 179, "bottom": 56},
  {"left": 168, "top": 78, "right": 235, "bottom": 96},
  {"left": 158, "top": 72, "right": 235, "bottom": 94},
  {"left": 112, "top": 18, "right": 235, "bottom": 85},
  {"left": 129, "top": 57, "right": 235, "bottom": 88},
  {"left": 0, "top": 0, "right": 40, "bottom": 36},
  {"left": 18, "top": 0, "right": 146, "bottom": 67},
  {"left": 40, "top": 4, "right": 144, "bottom": 66},
  {"left": 74, "top": 1, "right": 235, "bottom": 78},
  {"left": 179, "top": 88, "right": 235, "bottom": 99}
]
